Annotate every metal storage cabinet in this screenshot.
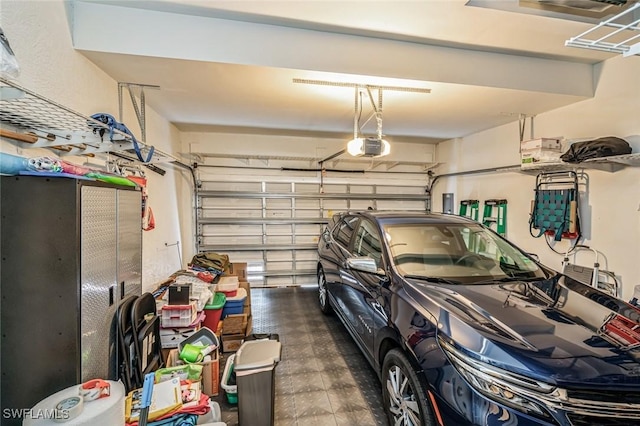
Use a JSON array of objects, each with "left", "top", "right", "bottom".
[{"left": 0, "top": 175, "right": 142, "bottom": 420}]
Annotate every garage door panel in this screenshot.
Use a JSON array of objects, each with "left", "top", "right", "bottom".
[
  {"left": 350, "top": 200, "right": 375, "bottom": 210},
  {"left": 296, "top": 183, "right": 321, "bottom": 192},
  {"left": 324, "top": 200, "right": 349, "bottom": 210},
  {"left": 201, "top": 198, "right": 262, "bottom": 209},
  {"left": 200, "top": 235, "right": 263, "bottom": 245},
  {"left": 377, "top": 200, "right": 426, "bottom": 210},
  {"left": 203, "top": 224, "right": 263, "bottom": 236},
  {"left": 378, "top": 185, "right": 425, "bottom": 194},
  {"left": 267, "top": 261, "right": 294, "bottom": 271},
  {"left": 295, "top": 224, "right": 323, "bottom": 235},
  {"left": 201, "top": 208, "right": 263, "bottom": 219},
  {"left": 201, "top": 181, "right": 262, "bottom": 192},
  {"left": 349, "top": 185, "right": 374, "bottom": 194},
  {"left": 265, "top": 209, "right": 292, "bottom": 218},
  {"left": 323, "top": 184, "right": 348, "bottom": 193},
  {"left": 265, "top": 199, "right": 291, "bottom": 209},
  {"left": 294, "top": 209, "right": 321, "bottom": 218},
  {"left": 265, "top": 235, "right": 294, "bottom": 244},
  {"left": 265, "top": 224, "right": 293, "bottom": 235},
  {"left": 296, "top": 199, "right": 321, "bottom": 209},
  {"left": 266, "top": 251, "right": 293, "bottom": 261},
  {"left": 265, "top": 182, "right": 293, "bottom": 192}
]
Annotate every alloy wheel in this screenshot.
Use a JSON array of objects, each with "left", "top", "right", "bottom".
[
  {"left": 317, "top": 268, "right": 331, "bottom": 314},
  {"left": 386, "top": 364, "right": 421, "bottom": 426}
]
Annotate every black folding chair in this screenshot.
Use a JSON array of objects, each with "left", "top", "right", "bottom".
[
  {"left": 131, "top": 293, "right": 164, "bottom": 383},
  {"left": 117, "top": 295, "right": 141, "bottom": 392}
]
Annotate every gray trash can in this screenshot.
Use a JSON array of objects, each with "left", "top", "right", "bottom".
[{"left": 234, "top": 339, "right": 282, "bottom": 426}]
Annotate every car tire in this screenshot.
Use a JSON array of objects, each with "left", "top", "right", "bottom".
[
  {"left": 382, "top": 348, "right": 436, "bottom": 426},
  {"left": 317, "top": 267, "right": 332, "bottom": 315}
]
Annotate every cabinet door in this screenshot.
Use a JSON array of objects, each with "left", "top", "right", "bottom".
[
  {"left": 117, "top": 189, "right": 142, "bottom": 299},
  {"left": 81, "top": 185, "right": 117, "bottom": 381}
]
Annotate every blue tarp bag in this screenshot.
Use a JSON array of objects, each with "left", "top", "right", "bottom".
[{"left": 90, "top": 112, "right": 155, "bottom": 163}]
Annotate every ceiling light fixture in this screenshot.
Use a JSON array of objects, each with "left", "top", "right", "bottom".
[{"left": 292, "top": 78, "right": 431, "bottom": 158}]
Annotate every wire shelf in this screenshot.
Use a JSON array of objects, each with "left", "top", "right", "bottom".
[
  {"left": 0, "top": 77, "right": 178, "bottom": 164},
  {"left": 0, "top": 78, "right": 112, "bottom": 134},
  {"left": 565, "top": 3, "right": 640, "bottom": 56}
]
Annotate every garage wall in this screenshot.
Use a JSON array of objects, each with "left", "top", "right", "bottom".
[
  {"left": 434, "top": 54, "right": 640, "bottom": 301},
  {"left": 0, "top": 0, "right": 189, "bottom": 292}
]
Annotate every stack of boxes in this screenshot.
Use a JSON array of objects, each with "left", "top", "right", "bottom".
[
  {"left": 219, "top": 263, "right": 253, "bottom": 353},
  {"left": 165, "top": 330, "right": 221, "bottom": 396},
  {"left": 156, "top": 259, "right": 254, "bottom": 397},
  {"left": 159, "top": 284, "right": 205, "bottom": 349},
  {"left": 520, "top": 138, "right": 563, "bottom": 169}
]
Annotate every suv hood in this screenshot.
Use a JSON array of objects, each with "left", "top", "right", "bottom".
[{"left": 406, "top": 275, "right": 640, "bottom": 387}]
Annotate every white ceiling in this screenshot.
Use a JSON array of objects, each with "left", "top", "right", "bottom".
[{"left": 71, "top": 0, "right": 638, "bottom": 144}]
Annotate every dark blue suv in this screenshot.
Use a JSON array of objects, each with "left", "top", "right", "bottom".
[{"left": 317, "top": 211, "right": 640, "bottom": 426}]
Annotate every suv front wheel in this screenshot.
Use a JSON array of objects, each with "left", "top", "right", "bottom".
[{"left": 382, "top": 348, "right": 435, "bottom": 426}]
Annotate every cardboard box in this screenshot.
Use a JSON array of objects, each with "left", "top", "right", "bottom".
[
  {"left": 167, "top": 348, "right": 220, "bottom": 396},
  {"left": 239, "top": 280, "right": 251, "bottom": 309},
  {"left": 521, "top": 138, "right": 563, "bottom": 167},
  {"left": 222, "top": 313, "right": 248, "bottom": 335},
  {"left": 225, "top": 262, "right": 248, "bottom": 282},
  {"left": 521, "top": 138, "right": 562, "bottom": 152},
  {"left": 220, "top": 307, "right": 252, "bottom": 352},
  {"left": 244, "top": 305, "right": 252, "bottom": 336}
]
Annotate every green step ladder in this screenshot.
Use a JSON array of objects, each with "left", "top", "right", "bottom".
[
  {"left": 482, "top": 199, "right": 508, "bottom": 236},
  {"left": 459, "top": 199, "right": 480, "bottom": 221}
]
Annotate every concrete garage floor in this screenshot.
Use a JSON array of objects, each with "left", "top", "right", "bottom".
[{"left": 213, "top": 286, "right": 388, "bottom": 426}]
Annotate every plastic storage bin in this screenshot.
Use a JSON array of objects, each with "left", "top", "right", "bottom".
[
  {"left": 235, "top": 339, "right": 282, "bottom": 426},
  {"left": 161, "top": 302, "right": 197, "bottom": 328},
  {"left": 221, "top": 354, "right": 238, "bottom": 404},
  {"left": 221, "top": 287, "right": 247, "bottom": 319},
  {"left": 216, "top": 275, "right": 239, "bottom": 297},
  {"left": 203, "top": 292, "right": 226, "bottom": 333}
]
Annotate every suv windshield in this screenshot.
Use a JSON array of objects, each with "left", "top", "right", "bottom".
[{"left": 383, "top": 222, "right": 546, "bottom": 284}]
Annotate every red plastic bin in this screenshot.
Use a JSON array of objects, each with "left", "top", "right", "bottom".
[{"left": 203, "top": 292, "right": 227, "bottom": 334}]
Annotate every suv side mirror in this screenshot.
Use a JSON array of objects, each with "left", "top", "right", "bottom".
[{"left": 346, "top": 256, "right": 385, "bottom": 276}]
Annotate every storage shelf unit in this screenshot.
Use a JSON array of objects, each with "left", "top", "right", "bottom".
[
  {"left": 0, "top": 77, "right": 176, "bottom": 163},
  {"left": 520, "top": 153, "right": 640, "bottom": 173},
  {"left": 197, "top": 180, "right": 430, "bottom": 287}
]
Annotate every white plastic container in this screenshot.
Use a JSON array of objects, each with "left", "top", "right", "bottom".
[
  {"left": 216, "top": 275, "right": 239, "bottom": 296},
  {"left": 161, "top": 301, "right": 198, "bottom": 328}
]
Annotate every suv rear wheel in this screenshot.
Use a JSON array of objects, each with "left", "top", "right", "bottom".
[{"left": 382, "top": 348, "right": 435, "bottom": 426}]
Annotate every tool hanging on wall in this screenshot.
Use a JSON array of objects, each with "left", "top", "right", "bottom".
[
  {"left": 459, "top": 199, "right": 480, "bottom": 221},
  {"left": 529, "top": 171, "right": 581, "bottom": 253},
  {"left": 482, "top": 199, "right": 508, "bottom": 236},
  {"left": 128, "top": 174, "right": 155, "bottom": 231}
]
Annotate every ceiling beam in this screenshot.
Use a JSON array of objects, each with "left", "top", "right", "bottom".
[{"left": 72, "top": 1, "right": 594, "bottom": 98}]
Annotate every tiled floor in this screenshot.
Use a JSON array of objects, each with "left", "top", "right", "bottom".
[{"left": 213, "top": 286, "right": 388, "bottom": 426}]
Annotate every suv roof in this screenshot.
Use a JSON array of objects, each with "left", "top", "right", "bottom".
[{"left": 334, "top": 210, "right": 476, "bottom": 225}]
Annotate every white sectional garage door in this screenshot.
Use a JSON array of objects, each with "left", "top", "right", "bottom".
[{"left": 195, "top": 159, "right": 431, "bottom": 287}]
